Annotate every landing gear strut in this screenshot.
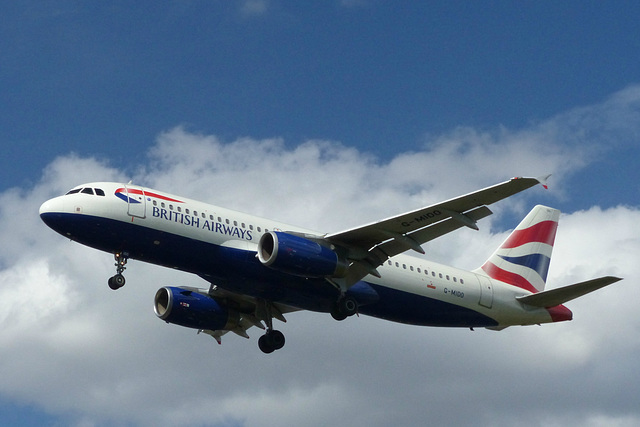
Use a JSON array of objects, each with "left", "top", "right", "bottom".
[{"left": 108, "top": 252, "right": 128, "bottom": 290}]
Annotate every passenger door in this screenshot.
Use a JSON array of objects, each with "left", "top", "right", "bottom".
[{"left": 125, "top": 184, "right": 146, "bottom": 219}]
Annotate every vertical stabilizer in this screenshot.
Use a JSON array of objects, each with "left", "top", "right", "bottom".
[{"left": 475, "top": 205, "right": 560, "bottom": 293}]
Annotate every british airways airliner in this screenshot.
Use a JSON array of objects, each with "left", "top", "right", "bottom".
[{"left": 39, "top": 177, "right": 620, "bottom": 353}]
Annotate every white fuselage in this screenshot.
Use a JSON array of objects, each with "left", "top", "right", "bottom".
[{"left": 40, "top": 182, "right": 567, "bottom": 329}]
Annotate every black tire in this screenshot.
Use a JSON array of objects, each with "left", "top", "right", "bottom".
[
  {"left": 269, "top": 330, "right": 285, "bottom": 350},
  {"left": 338, "top": 296, "right": 358, "bottom": 317},
  {"left": 331, "top": 307, "right": 348, "bottom": 321},
  {"left": 258, "top": 330, "right": 285, "bottom": 353},
  {"left": 258, "top": 335, "right": 275, "bottom": 354},
  {"left": 108, "top": 274, "right": 126, "bottom": 290}
]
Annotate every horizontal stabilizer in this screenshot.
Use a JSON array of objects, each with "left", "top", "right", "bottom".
[{"left": 516, "top": 276, "right": 622, "bottom": 308}]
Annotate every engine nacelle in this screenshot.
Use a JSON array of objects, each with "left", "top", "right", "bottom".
[
  {"left": 154, "top": 286, "right": 240, "bottom": 331},
  {"left": 257, "top": 231, "right": 348, "bottom": 278}
]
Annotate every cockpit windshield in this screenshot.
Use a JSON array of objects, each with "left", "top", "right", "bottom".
[{"left": 65, "top": 187, "right": 105, "bottom": 196}]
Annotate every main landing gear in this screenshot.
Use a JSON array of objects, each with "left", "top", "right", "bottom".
[
  {"left": 108, "top": 252, "right": 128, "bottom": 290},
  {"left": 330, "top": 295, "right": 358, "bottom": 321},
  {"left": 258, "top": 330, "right": 285, "bottom": 354},
  {"left": 257, "top": 300, "right": 286, "bottom": 354}
]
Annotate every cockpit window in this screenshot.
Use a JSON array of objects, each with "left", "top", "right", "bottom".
[{"left": 65, "top": 187, "right": 106, "bottom": 196}]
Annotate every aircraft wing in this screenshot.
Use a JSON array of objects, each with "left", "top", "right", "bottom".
[{"left": 325, "top": 176, "right": 548, "bottom": 285}]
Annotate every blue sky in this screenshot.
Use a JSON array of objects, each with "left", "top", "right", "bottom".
[
  {"left": 3, "top": 1, "right": 640, "bottom": 196},
  {"left": 2, "top": 2, "right": 640, "bottom": 426}
]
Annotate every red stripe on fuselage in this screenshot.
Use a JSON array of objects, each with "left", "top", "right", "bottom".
[
  {"left": 501, "top": 220, "right": 557, "bottom": 249},
  {"left": 115, "top": 188, "right": 184, "bottom": 203}
]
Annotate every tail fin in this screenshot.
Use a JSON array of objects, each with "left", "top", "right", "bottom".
[{"left": 475, "top": 205, "right": 560, "bottom": 293}]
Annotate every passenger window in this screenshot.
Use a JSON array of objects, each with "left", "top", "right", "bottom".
[
  {"left": 453, "top": 277, "right": 457, "bottom": 283},
  {"left": 241, "top": 223, "right": 246, "bottom": 228},
  {"left": 395, "top": 262, "right": 399, "bottom": 267},
  {"left": 257, "top": 227, "right": 262, "bottom": 232},
  {"left": 202, "top": 212, "right": 205, "bottom": 218},
  {"left": 439, "top": 273, "right": 443, "bottom": 279},
  {"left": 169, "top": 205, "right": 173, "bottom": 210},
  {"left": 153, "top": 200, "right": 157, "bottom": 206},
  {"left": 460, "top": 279, "right": 465, "bottom": 285},
  {"left": 185, "top": 209, "right": 189, "bottom": 214},
  {"left": 249, "top": 225, "right": 254, "bottom": 230},
  {"left": 210, "top": 215, "right": 214, "bottom": 220},
  {"left": 193, "top": 211, "right": 198, "bottom": 216},
  {"left": 95, "top": 188, "right": 105, "bottom": 196},
  {"left": 234, "top": 221, "right": 238, "bottom": 226},
  {"left": 81, "top": 188, "right": 94, "bottom": 195},
  {"left": 410, "top": 266, "right": 414, "bottom": 272},
  {"left": 161, "top": 202, "right": 166, "bottom": 208},
  {"left": 177, "top": 206, "right": 181, "bottom": 212},
  {"left": 417, "top": 268, "right": 421, "bottom": 273},
  {"left": 446, "top": 275, "right": 450, "bottom": 281},
  {"left": 403, "top": 264, "right": 406, "bottom": 270},
  {"left": 226, "top": 219, "right": 230, "bottom": 224}
]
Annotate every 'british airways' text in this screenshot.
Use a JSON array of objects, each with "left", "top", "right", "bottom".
[{"left": 152, "top": 207, "right": 253, "bottom": 241}]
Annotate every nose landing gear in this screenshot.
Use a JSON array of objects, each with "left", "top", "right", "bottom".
[{"left": 108, "top": 252, "right": 128, "bottom": 290}]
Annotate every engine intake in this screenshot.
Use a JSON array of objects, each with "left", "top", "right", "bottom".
[
  {"left": 154, "top": 286, "right": 240, "bottom": 331},
  {"left": 257, "top": 231, "right": 348, "bottom": 278}
]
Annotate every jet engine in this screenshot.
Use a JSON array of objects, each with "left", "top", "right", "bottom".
[
  {"left": 257, "top": 231, "right": 348, "bottom": 278},
  {"left": 154, "top": 286, "right": 240, "bottom": 331}
]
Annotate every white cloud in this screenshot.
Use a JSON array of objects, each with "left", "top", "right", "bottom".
[{"left": 2, "top": 86, "right": 640, "bottom": 426}]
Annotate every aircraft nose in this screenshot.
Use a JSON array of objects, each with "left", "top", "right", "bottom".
[
  {"left": 39, "top": 196, "right": 64, "bottom": 217},
  {"left": 39, "top": 196, "right": 69, "bottom": 233}
]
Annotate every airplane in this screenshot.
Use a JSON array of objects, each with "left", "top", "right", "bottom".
[{"left": 39, "top": 177, "right": 621, "bottom": 354}]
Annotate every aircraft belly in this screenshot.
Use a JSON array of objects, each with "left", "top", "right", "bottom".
[{"left": 359, "top": 283, "right": 499, "bottom": 328}]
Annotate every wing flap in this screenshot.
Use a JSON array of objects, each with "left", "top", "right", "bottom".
[{"left": 516, "top": 276, "right": 622, "bottom": 308}]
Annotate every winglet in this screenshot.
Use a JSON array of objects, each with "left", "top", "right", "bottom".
[{"left": 536, "top": 174, "right": 552, "bottom": 190}]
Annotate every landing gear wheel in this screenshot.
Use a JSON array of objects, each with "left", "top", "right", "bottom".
[
  {"left": 108, "top": 252, "right": 129, "bottom": 290},
  {"left": 258, "top": 330, "right": 286, "bottom": 354},
  {"left": 108, "top": 274, "right": 126, "bottom": 290},
  {"left": 258, "top": 335, "right": 273, "bottom": 354},
  {"left": 339, "top": 296, "right": 358, "bottom": 316},
  {"left": 331, "top": 307, "right": 348, "bottom": 321},
  {"left": 331, "top": 295, "right": 358, "bottom": 321}
]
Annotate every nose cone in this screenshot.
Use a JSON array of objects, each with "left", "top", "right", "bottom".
[
  {"left": 40, "top": 197, "right": 60, "bottom": 216},
  {"left": 39, "top": 196, "right": 70, "bottom": 234}
]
